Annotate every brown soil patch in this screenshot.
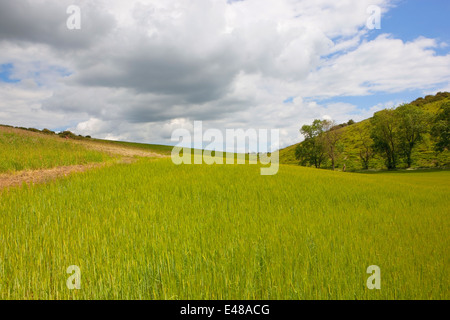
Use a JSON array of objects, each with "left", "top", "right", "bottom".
[
  {"left": 0, "top": 163, "right": 105, "bottom": 191},
  {"left": 73, "top": 140, "right": 168, "bottom": 159}
]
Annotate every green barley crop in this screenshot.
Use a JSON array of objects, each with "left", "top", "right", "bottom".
[{"left": 0, "top": 158, "right": 448, "bottom": 299}]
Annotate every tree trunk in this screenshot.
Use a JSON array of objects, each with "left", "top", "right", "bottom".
[{"left": 406, "top": 146, "right": 412, "bottom": 168}]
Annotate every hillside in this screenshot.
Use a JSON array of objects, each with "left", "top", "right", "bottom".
[
  {"left": 0, "top": 125, "right": 112, "bottom": 173},
  {"left": 279, "top": 93, "right": 450, "bottom": 170}
]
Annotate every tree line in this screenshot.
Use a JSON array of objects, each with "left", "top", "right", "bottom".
[{"left": 295, "top": 100, "right": 449, "bottom": 171}]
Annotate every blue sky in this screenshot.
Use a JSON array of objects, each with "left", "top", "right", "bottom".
[
  {"left": 382, "top": 0, "right": 450, "bottom": 49},
  {"left": 0, "top": 63, "right": 20, "bottom": 83},
  {"left": 301, "top": 0, "right": 450, "bottom": 112}
]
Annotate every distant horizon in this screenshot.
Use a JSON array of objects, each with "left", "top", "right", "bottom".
[{"left": 2, "top": 90, "right": 447, "bottom": 153}]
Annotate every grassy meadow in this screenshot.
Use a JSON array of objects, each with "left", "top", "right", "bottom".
[
  {"left": 0, "top": 126, "right": 110, "bottom": 173},
  {"left": 91, "top": 139, "right": 174, "bottom": 155},
  {"left": 0, "top": 158, "right": 448, "bottom": 299}
]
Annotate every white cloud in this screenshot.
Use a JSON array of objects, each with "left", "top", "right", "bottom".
[
  {"left": 303, "top": 35, "right": 450, "bottom": 98},
  {"left": 0, "top": 0, "right": 449, "bottom": 149}
]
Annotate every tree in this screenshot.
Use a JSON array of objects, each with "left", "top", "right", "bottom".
[
  {"left": 295, "top": 138, "right": 327, "bottom": 168},
  {"left": 295, "top": 119, "right": 327, "bottom": 168},
  {"left": 431, "top": 102, "right": 450, "bottom": 152},
  {"left": 355, "top": 125, "right": 374, "bottom": 170},
  {"left": 42, "top": 128, "right": 56, "bottom": 135},
  {"left": 370, "top": 109, "right": 399, "bottom": 170},
  {"left": 321, "top": 120, "right": 343, "bottom": 170},
  {"left": 396, "top": 104, "right": 429, "bottom": 168}
]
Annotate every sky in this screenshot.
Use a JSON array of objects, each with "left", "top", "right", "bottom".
[{"left": 0, "top": 0, "right": 449, "bottom": 151}]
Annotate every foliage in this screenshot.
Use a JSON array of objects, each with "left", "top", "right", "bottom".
[
  {"left": 370, "top": 109, "right": 400, "bottom": 170},
  {"left": 395, "top": 104, "right": 429, "bottom": 168},
  {"left": 370, "top": 104, "right": 429, "bottom": 169},
  {"left": 295, "top": 120, "right": 327, "bottom": 168},
  {"left": 410, "top": 92, "right": 450, "bottom": 107},
  {"left": 355, "top": 125, "right": 374, "bottom": 170},
  {"left": 281, "top": 92, "right": 450, "bottom": 170},
  {"left": 41, "top": 128, "right": 56, "bottom": 135},
  {"left": 322, "top": 120, "right": 344, "bottom": 170},
  {"left": 58, "top": 130, "right": 82, "bottom": 139},
  {"left": 431, "top": 102, "right": 450, "bottom": 152}
]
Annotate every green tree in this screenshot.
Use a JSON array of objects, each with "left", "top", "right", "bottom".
[
  {"left": 370, "top": 109, "right": 399, "bottom": 170},
  {"left": 396, "top": 104, "right": 429, "bottom": 168},
  {"left": 321, "top": 120, "right": 343, "bottom": 170},
  {"left": 355, "top": 125, "right": 374, "bottom": 170},
  {"left": 431, "top": 102, "right": 450, "bottom": 152},
  {"left": 295, "top": 119, "right": 327, "bottom": 168}
]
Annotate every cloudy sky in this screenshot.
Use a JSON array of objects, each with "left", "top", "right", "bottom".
[{"left": 0, "top": 0, "right": 449, "bottom": 150}]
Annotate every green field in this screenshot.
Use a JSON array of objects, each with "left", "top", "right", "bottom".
[
  {"left": 0, "top": 158, "right": 448, "bottom": 299},
  {"left": 91, "top": 138, "right": 174, "bottom": 155},
  {"left": 0, "top": 126, "right": 110, "bottom": 173}
]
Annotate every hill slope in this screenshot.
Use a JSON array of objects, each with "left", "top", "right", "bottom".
[
  {"left": 0, "top": 125, "right": 170, "bottom": 174},
  {"left": 279, "top": 93, "right": 450, "bottom": 170}
]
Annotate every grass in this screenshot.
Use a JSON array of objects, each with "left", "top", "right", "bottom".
[
  {"left": 0, "top": 158, "right": 448, "bottom": 299},
  {"left": 90, "top": 138, "right": 174, "bottom": 155},
  {"left": 0, "top": 126, "right": 111, "bottom": 173}
]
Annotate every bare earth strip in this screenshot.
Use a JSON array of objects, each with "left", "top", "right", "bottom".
[
  {"left": 73, "top": 140, "right": 168, "bottom": 159},
  {"left": 0, "top": 163, "right": 106, "bottom": 190}
]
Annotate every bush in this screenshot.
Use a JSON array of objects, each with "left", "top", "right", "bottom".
[
  {"left": 58, "top": 131, "right": 80, "bottom": 139},
  {"left": 42, "top": 128, "right": 55, "bottom": 135}
]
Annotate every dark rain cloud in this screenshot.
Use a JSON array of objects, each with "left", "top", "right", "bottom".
[{"left": 0, "top": 0, "right": 116, "bottom": 49}]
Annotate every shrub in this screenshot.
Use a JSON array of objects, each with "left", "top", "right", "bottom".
[
  {"left": 42, "top": 128, "right": 55, "bottom": 135},
  {"left": 58, "top": 131, "right": 79, "bottom": 139}
]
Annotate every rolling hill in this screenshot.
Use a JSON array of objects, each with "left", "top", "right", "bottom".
[{"left": 279, "top": 92, "right": 450, "bottom": 170}]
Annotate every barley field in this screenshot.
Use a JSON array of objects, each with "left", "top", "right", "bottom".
[{"left": 0, "top": 158, "right": 448, "bottom": 299}]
